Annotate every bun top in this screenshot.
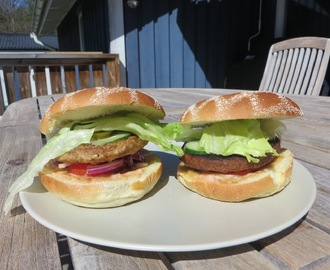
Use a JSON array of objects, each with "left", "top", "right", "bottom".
[
  {"left": 40, "top": 87, "right": 165, "bottom": 135},
  {"left": 180, "top": 91, "right": 303, "bottom": 124}
]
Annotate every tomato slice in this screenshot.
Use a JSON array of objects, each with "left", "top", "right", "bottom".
[
  {"left": 67, "top": 164, "right": 88, "bottom": 176},
  {"left": 67, "top": 159, "right": 126, "bottom": 176},
  {"left": 66, "top": 153, "right": 145, "bottom": 177}
]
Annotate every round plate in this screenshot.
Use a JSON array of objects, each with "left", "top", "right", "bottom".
[{"left": 20, "top": 144, "right": 316, "bottom": 252}]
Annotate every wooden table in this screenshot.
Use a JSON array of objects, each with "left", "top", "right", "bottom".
[{"left": 1, "top": 88, "right": 329, "bottom": 269}]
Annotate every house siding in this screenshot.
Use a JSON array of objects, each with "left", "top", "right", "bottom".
[
  {"left": 56, "top": 0, "right": 266, "bottom": 88},
  {"left": 22, "top": 0, "right": 330, "bottom": 95},
  {"left": 55, "top": 0, "right": 330, "bottom": 92},
  {"left": 124, "top": 0, "right": 263, "bottom": 88},
  {"left": 58, "top": 5, "right": 81, "bottom": 51},
  {"left": 82, "top": 0, "right": 110, "bottom": 52},
  {"left": 286, "top": 0, "right": 330, "bottom": 37},
  {"left": 58, "top": 0, "right": 109, "bottom": 52}
]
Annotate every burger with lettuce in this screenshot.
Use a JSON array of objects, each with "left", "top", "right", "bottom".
[
  {"left": 4, "top": 87, "right": 183, "bottom": 213},
  {"left": 176, "top": 91, "right": 303, "bottom": 202}
]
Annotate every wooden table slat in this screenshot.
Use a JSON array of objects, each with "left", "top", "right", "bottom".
[
  {"left": 256, "top": 222, "right": 330, "bottom": 269},
  {"left": 1, "top": 88, "right": 329, "bottom": 270},
  {"left": 166, "top": 245, "right": 281, "bottom": 270},
  {"left": 68, "top": 239, "right": 169, "bottom": 269},
  {"left": 0, "top": 126, "right": 62, "bottom": 269}
]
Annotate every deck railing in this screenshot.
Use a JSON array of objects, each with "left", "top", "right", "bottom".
[{"left": 0, "top": 52, "right": 120, "bottom": 115}]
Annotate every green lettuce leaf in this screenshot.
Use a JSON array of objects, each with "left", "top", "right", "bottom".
[
  {"left": 4, "top": 128, "right": 94, "bottom": 214},
  {"left": 175, "top": 123, "right": 206, "bottom": 142},
  {"left": 74, "top": 112, "right": 183, "bottom": 156},
  {"left": 259, "top": 119, "right": 286, "bottom": 139},
  {"left": 4, "top": 112, "right": 183, "bottom": 214},
  {"left": 196, "top": 119, "right": 279, "bottom": 163},
  {"left": 176, "top": 119, "right": 285, "bottom": 143}
]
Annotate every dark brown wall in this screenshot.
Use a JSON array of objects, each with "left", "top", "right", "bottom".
[{"left": 58, "top": 0, "right": 109, "bottom": 52}]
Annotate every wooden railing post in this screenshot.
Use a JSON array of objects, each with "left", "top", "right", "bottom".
[{"left": 0, "top": 52, "right": 120, "bottom": 114}]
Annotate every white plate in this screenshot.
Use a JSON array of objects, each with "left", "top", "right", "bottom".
[{"left": 20, "top": 143, "right": 316, "bottom": 252}]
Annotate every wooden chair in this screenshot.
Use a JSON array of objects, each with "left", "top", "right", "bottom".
[{"left": 259, "top": 37, "right": 330, "bottom": 95}]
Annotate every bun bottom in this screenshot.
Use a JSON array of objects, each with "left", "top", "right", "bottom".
[
  {"left": 39, "top": 150, "right": 162, "bottom": 208},
  {"left": 177, "top": 149, "right": 294, "bottom": 202}
]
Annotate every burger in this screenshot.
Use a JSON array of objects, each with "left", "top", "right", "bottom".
[
  {"left": 176, "top": 91, "right": 303, "bottom": 202},
  {"left": 4, "top": 87, "right": 182, "bottom": 213}
]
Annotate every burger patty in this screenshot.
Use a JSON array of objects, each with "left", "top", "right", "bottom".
[
  {"left": 181, "top": 138, "right": 281, "bottom": 173},
  {"left": 57, "top": 135, "right": 148, "bottom": 164}
]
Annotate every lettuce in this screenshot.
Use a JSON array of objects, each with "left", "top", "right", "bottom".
[
  {"left": 4, "top": 128, "right": 94, "bottom": 214},
  {"left": 176, "top": 124, "right": 206, "bottom": 142},
  {"left": 74, "top": 112, "right": 183, "bottom": 155},
  {"left": 259, "top": 118, "right": 286, "bottom": 139},
  {"left": 199, "top": 120, "right": 278, "bottom": 163},
  {"left": 4, "top": 112, "right": 183, "bottom": 214},
  {"left": 178, "top": 119, "right": 283, "bottom": 163}
]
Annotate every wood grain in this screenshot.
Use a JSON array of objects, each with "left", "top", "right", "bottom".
[
  {"left": 68, "top": 239, "right": 169, "bottom": 270},
  {"left": 256, "top": 222, "right": 330, "bottom": 269},
  {"left": 1, "top": 88, "right": 329, "bottom": 270},
  {"left": 0, "top": 126, "right": 61, "bottom": 269},
  {"left": 166, "top": 245, "right": 280, "bottom": 270}
]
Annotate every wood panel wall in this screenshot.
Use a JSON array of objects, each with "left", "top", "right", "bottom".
[
  {"left": 55, "top": 0, "right": 330, "bottom": 94},
  {"left": 58, "top": 0, "right": 109, "bottom": 53},
  {"left": 124, "top": 0, "right": 262, "bottom": 88}
]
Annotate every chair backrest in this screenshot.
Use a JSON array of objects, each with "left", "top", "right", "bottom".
[{"left": 259, "top": 37, "right": 330, "bottom": 95}]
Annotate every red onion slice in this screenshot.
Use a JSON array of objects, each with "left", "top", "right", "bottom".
[
  {"left": 131, "top": 151, "right": 145, "bottom": 162},
  {"left": 86, "top": 159, "right": 125, "bottom": 176},
  {"left": 66, "top": 151, "right": 146, "bottom": 176}
]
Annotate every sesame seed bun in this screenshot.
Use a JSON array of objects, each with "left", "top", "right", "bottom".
[
  {"left": 40, "top": 87, "right": 165, "bottom": 136},
  {"left": 177, "top": 91, "right": 303, "bottom": 202},
  {"left": 39, "top": 150, "right": 162, "bottom": 208},
  {"left": 177, "top": 149, "right": 293, "bottom": 202},
  {"left": 38, "top": 87, "right": 165, "bottom": 208},
  {"left": 180, "top": 91, "right": 303, "bottom": 125}
]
